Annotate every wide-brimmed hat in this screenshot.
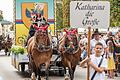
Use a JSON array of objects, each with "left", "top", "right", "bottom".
[{"left": 93, "top": 30, "right": 100, "bottom": 35}]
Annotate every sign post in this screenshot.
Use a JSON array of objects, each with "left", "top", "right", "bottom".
[
  {"left": 70, "top": 1, "right": 110, "bottom": 80},
  {"left": 87, "top": 27, "right": 91, "bottom": 80}
]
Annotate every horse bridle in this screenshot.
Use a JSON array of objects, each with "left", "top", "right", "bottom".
[
  {"left": 63, "top": 29, "right": 79, "bottom": 53},
  {"left": 36, "top": 43, "right": 52, "bottom": 52},
  {"left": 64, "top": 29, "right": 78, "bottom": 49},
  {"left": 34, "top": 24, "right": 52, "bottom": 52}
]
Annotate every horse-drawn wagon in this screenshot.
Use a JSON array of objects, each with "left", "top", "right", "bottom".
[
  {"left": 12, "top": 2, "right": 81, "bottom": 80},
  {"left": 27, "top": 27, "right": 65, "bottom": 79},
  {"left": 11, "top": 27, "right": 81, "bottom": 80}
]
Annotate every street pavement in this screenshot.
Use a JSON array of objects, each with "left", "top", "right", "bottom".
[{"left": 0, "top": 51, "right": 120, "bottom": 80}]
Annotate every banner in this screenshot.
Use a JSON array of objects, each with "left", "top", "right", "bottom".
[
  {"left": 22, "top": 2, "right": 48, "bottom": 28},
  {"left": 15, "top": 0, "right": 54, "bottom": 46},
  {"left": 70, "top": 1, "right": 110, "bottom": 29}
]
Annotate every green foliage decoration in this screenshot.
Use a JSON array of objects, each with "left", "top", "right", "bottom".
[{"left": 11, "top": 46, "right": 25, "bottom": 55}]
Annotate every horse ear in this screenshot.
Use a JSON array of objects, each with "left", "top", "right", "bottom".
[
  {"left": 71, "top": 29, "right": 77, "bottom": 34},
  {"left": 43, "top": 24, "right": 49, "bottom": 30},
  {"left": 64, "top": 29, "right": 69, "bottom": 34}
]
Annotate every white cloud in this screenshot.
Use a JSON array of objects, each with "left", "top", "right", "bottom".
[{"left": 0, "top": 0, "right": 13, "bottom": 22}]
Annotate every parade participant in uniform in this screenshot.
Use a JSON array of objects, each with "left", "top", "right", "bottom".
[{"left": 80, "top": 42, "right": 107, "bottom": 80}]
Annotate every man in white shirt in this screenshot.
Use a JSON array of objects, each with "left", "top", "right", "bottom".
[{"left": 91, "top": 30, "right": 107, "bottom": 54}]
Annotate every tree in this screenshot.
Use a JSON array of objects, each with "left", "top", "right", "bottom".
[
  {"left": 110, "top": 0, "right": 120, "bottom": 27},
  {"left": 56, "top": 3, "right": 63, "bottom": 30},
  {"left": 62, "top": 0, "right": 70, "bottom": 29}
]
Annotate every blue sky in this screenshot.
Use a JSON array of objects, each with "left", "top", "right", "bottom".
[{"left": 16, "top": 0, "right": 54, "bottom": 19}]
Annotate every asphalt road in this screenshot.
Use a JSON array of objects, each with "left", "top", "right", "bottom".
[{"left": 0, "top": 51, "right": 120, "bottom": 80}]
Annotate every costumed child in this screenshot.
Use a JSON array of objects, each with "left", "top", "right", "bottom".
[{"left": 107, "top": 40, "right": 115, "bottom": 79}]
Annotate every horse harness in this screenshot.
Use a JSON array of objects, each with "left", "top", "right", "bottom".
[{"left": 35, "top": 42, "right": 52, "bottom": 52}]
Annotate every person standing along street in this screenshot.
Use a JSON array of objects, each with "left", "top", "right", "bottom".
[
  {"left": 80, "top": 42, "right": 107, "bottom": 80},
  {"left": 106, "top": 40, "right": 115, "bottom": 79},
  {"left": 90, "top": 30, "right": 107, "bottom": 55},
  {"left": 113, "top": 30, "right": 120, "bottom": 76}
]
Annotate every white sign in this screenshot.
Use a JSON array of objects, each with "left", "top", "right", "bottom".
[{"left": 70, "top": 1, "right": 110, "bottom": 29}]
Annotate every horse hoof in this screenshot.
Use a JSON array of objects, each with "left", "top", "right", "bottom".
[
  {"left": 64, "top": 76, "right": 70, "bottom": 80},
  {"left": 31, "top": 72, "right": 36, "bottom": 80}
]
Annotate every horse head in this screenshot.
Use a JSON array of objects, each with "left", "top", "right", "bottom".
[
  {"left": 34, "top": 24, "right": 50, "bottom": 52},
  {"left": 64, "top": 28, "right": 78, "bottom": 53}
]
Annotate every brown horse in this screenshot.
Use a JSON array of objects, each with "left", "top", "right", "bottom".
[
  {"left": 59, "top": 29, "right": 81, "bottom": 80},
  {"left": 27, "top": 24, "right": 52, "bottom": 80}
]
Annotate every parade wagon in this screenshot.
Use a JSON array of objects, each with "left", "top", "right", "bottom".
[
  {"left": 11, "top": 40, "right": 65, "bottom": 76},
  {"left": 13, "top": 1, "right": 65, "bottom": 78}
]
